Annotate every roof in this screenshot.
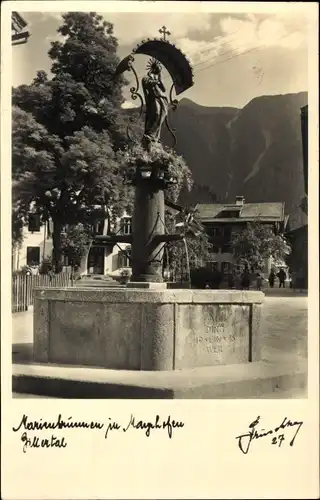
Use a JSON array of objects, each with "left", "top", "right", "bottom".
[{"left": 196, "top": 202, "right": 285, "bottom": 222}]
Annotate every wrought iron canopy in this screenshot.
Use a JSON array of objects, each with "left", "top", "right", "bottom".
[{"left": 116, "top": 38, "right": 194, "bottom": 96}]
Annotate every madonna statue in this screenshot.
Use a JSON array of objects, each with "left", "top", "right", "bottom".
[{"left": 141, "top": 58, "right": 169, "bottom": 149}]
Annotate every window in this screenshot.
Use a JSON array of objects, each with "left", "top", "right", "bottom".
[
  {"left": 93, "top": 219, "right": 105, "bottom": 235},
  {"left": 221, "top": 262, "right": 232, "bottom": 274},
  {"left": 207, "top": 261, "right": 219, "bottom": 271},
  {"left": 118, "top": 248, "right": 131, "bottom": 268},
  {"left": 27, "top": 246, "right": 40, "bottom": 266},
  {"left": 209, "top": 227, "right": 231, "bottom": 238},
  {"left": 210, "top": 227, "right": 223, "bottom": 237},
  {"left": 28, "top": 213, "right": 41, "bottom": 232},
  {"left": 221, "top": 244, "right": 232, "bottom": 254},
  {"left": 121, "top": 217, "right": 132, "bottom": 235}
]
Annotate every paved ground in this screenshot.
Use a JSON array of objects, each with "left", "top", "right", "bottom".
[
  {"left": 12, "top": 306, "right": 34, "bottom": 345},
  {"left": 12, "top": 293, "right": 308, "bottom": 364},
  {"left": 260, "top": 295, "right": 307, "bottom": 361}
]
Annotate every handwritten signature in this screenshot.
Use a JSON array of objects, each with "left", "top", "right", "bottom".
[{"left": 235, "top": 416, "right": 303, "bottom": 454}]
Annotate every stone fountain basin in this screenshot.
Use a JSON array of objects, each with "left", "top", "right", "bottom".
[{"left": 33, "top": 287, "right": 264, "bottom": 371}]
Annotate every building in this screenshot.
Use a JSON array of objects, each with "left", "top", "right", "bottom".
[
  {"left": 12, "top": 214, "right": 52, "bottom": 271},
  {"left": 13, "top": 198, "right": 186, "bottom": 276},
  {"left": 285, "top": 104, "right": 308, "bottom": 289},
  {"left": 196, "top": 196, "right": 288, "bottom": 277},
  {"left": 12, "top": 12, "right": 30, "bottom": 45},
  {"left": 12, "top": 210, "right": 132, "bottom": 277},
  {"left": 300, "top": 105, "right": 308, "bottom": 195},
  {"left": 14, "top": 196, "right": 288, "bottom": 279},
  {"left": 88, "top": 213, "right": 132, "bottom": 276}
]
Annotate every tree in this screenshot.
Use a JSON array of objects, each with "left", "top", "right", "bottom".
[
  {"left": 165, "top": 208, "right": 213, "bottom": 281},
  {"left": 12, "top": 106, "right": 133, "bottom": 270},
  {"left": 231, "top": 221, "right": 291, "bottom": 272},
  {"left": 60, "top": 223, "right": 92, "bottom": 268},
  {"left": 12, "top": 12, "right": 132, "bottom": 271},
  {"left": 12, "top": 203, "right": 24, "bottom": 252}
]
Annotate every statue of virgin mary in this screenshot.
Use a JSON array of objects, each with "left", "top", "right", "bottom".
[{"left": 141, "top": 58, "right": 169, "bottom": 149}]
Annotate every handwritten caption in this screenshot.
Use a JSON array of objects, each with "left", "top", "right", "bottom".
[
  {"left": 13, "top": 414, "right": 184, "bottom": 453},
  {"left": 235, "top": 415, "right": 304, "bottom": 454}
]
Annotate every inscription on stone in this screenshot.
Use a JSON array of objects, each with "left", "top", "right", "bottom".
[
  {"left": 205, "top": 321, "right": 225, "bottom": 334},
  {"left": 175, "top": 304, "right": 250, "bottom": 369},
  {"left": 195, "top": 320, "right": 236, "bottom": 353}
]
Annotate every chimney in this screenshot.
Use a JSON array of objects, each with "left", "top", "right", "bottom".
[{"left": 235, "top": 196, "right": 245, "bottom": 206}]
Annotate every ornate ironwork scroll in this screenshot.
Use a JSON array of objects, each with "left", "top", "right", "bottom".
[{"left": 126, "top": 56, "right": 144, "bottom": 142}]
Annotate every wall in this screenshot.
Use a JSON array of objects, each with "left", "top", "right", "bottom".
[
  {"left": 105, "top": 242, "right": 130, "bottom": 274},
  {"left": 13, "top": 210, "right": 132, "bottom": 274},
  {"left": 287, "top": 225, "right": 308, "bottom": 288},
  {"left": 34, "top": 288, "right": 264, "bottom": 371},
  {"left": 13, "top": 224, "right": 52, "bottom": 270}
]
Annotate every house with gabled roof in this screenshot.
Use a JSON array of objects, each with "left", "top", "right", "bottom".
[{"left": 195, "top": 196, "right": 288, "bottom": 276}]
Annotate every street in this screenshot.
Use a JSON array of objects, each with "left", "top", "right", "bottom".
[{"left": 260, "top": 294, "right": 307, "bottom": 361}]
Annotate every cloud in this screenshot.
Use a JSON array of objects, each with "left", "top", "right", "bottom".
[
  {"left": 40, "top": 12, "right": 63, "bottom": 22},
  {"left": 14, "top": 10, "right": 309, "bottom": 108},
  {"left": 110, "top": 12, "right": 307, "bottom": 76},
  {"left": 219, "top": 13, "right": 308, "bottom": 55},
  {"left": 175, "top": 37, "right": 219, "bottom": 65},
  {"left": 104, "top": 12, "right": 211, "bottom": 46}
]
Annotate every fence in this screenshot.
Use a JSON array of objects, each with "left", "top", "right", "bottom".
[{"left": 12, "top": 273, "right": 72, "bottom": 313}]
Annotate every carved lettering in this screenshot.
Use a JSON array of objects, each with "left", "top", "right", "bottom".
[
  {"left": 206, "top": 321, "right": 226, "bottom": 335},
  {"left": 206, "top": 345, "right": 223, "bottom": 354},
  {"left": 195, "top": 334, "right": 236, "bottom": 345}
]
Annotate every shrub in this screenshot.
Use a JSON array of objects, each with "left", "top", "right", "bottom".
[{"left": 39, "top": 257, "right": 52, "bottom": 275}]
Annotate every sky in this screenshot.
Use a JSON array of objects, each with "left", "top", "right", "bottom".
[{"left": 12, "top": 7, "right": 310, "bottom": 109}]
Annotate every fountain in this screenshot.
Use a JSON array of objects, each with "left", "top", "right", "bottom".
[{"left": 25, "top": 31, "right": 270, "bottom": 398}]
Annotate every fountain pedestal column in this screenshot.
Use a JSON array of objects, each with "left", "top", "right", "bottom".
[{"left": 130, "top": 178, "right": 165, "bottom": 283}]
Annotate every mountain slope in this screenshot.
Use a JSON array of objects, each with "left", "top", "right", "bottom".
[
  {"left": 162, "top": 93, "right": 307, "bottom": 229},
  {"left": 162, "top": 98, "right": 238, "bottom": 199},
  {"left": 124, "top": 92, "right": 307, "bottom": 229},
  {"left": 226, "top": 92, "right": 307, "bottom": 229}
]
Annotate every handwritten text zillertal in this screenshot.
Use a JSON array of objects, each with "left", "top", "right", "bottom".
[{"left": 12, "top": 414, "right": 184, "bottom": 453}]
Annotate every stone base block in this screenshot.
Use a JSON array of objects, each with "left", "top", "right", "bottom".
[
  {"left": 12, "top": 359, "right": 307, "bottom": 399},
  {"left": 33, "top": 287, "right": 264, "bottom": 371},
  {"left": 126, "top": 282, "right": 168, "bottom": 289}
]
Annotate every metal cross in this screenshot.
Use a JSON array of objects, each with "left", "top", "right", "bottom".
[{"left": 159, "top": 26, "right": 171, "bottom": 41}]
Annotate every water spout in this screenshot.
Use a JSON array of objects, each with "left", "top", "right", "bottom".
[{"left": 183, "top": 236, "right": 191, "bottom": 285}]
